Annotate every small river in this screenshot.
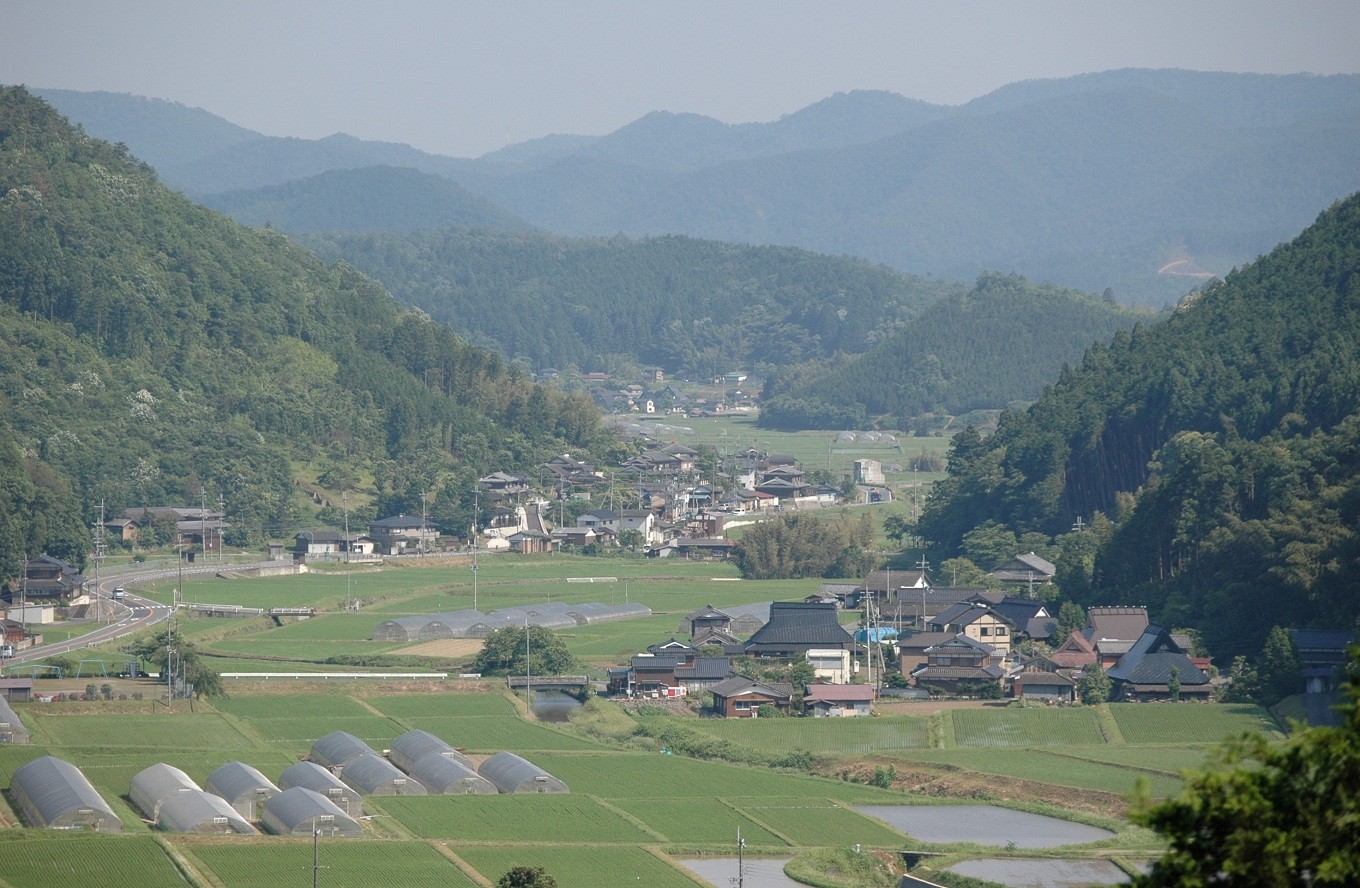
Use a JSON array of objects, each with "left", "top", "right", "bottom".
[{"left": 530, "top": 689, "right": 582, "bottom": 722}]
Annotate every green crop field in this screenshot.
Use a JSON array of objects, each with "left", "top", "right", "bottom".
[
  {"left": 526, "top": 752, "right": 905, "bottom": 803},
  {"left": 688, "top": 715, "right": 929, "bottom": 753},
  {"left": 1109, "top": 703, "right": 1282, "bottom": 744},
  {"left": 242, "top": 714, "right": 407, "bottom": 748},
  {"left": 367, "top": 693, "right": 516, "bottom": 719},
  {"left": 212, "top": 694, "right": 379, "bottom": 720},
  {"left": 951, "top": 706, "right": 1108, "bottom": 747},
  {"left": 725, "top": 797, "right": 910, "bottom": 848},
  {"left": 0, "top": 835, "right": 191, "bottom": 888},
  {"left": 607, "top": 797, "right": 788, "bottom": 846},
  {"left": 405, "top": 715, "right": 600, "bottom": 752},
  {"left": 1054, "top": 745, "right": 1218, "bottom": 776},
  {"left": 376, "top": 795, "right": 660, "bottom": 842},
  {"left": 454, "top": 845, "right": 704, "bottom": 888},
  {"left": 26, "top": 712, "right": 257, "bottom": 751},
  {"left": 189, "top": 840, "right": 480, "bottom": 888},
  {"left": 882, "top": 747, "right": 1186, "bottom": 798}
]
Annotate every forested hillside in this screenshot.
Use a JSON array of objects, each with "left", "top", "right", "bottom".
[
  {"left": 758, "top": 274, "right": 1146, "bottom": 430},
  {"left": 302, "top": 229, "right": 957, "bottom": 376},
  {"left": 0, "top": 87, "right": 613, "bottom": 582},
  {"left": 920, "top": 195, "right": 1360, "bottom": 657},
  {"left": 42, "top": 71, "right": 1360, "bottom": 306},
  {"left": 200, "top": 166, "right": 531, "bottom": 233}
]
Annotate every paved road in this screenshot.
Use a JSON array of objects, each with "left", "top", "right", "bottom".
[{"left": 5, "top": 562, "right": 277, "bottom": 666}]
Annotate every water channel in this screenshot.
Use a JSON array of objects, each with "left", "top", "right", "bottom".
[
  {"left": 857, "top": 805, "right": 1114, "bottom": 848},
  {"left": 529, "top": 689, "right": 583, "bottom": 722},
  {"left": 680, "top": 857, "right": 800, "bottom": 888},
  {"left": 948, "top": 857, "right": 1133, "bottom": 886}
]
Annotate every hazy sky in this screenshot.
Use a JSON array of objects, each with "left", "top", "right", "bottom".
[{"left": 4, "top": 1, "right": 1358, "bottom": 158}]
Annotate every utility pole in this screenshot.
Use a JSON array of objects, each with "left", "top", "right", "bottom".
[
  {"left": 218, "top": 491, "right": 225, "bottom": 564},
  {"left": 737, "top": 826, "right": 745, "bottom": 888},
  {"left": 93, "top": 500, "right": 106, "bottom": 622},
  {"left": 420, "top": 489, "right": 428, "bottom": 558},
  {"left": 343, "top": 492, "right": 352, "bottom": 610},
  {"left": 524, "top": 616, "right": 531, "bottom": 706}
]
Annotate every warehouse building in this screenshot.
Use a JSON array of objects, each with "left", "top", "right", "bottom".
[
  {"left": 11, "top": 755, "right": 121, "bottom": 831},
  {"left": 478, "top": 751, "right": 568, "bottom": 793}
]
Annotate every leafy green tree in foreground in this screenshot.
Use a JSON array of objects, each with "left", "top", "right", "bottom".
[
  {"left": 1133, "top": 647, "right": 1360, "bottom": 886},
  {"left": 497, "top": 865, "right": 557, "bottom": 888},
  {"left": 1076, "top": 663, "right": 1111, "bottom": 705},
  {"left": 122, "top": 629, "right": 225, "bottom": 698},
  {"left": 474, "top": 625, "right": 575, "bottom": 676}
]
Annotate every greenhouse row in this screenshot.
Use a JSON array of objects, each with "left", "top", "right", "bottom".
[
  {"left": 311, "top": 730, "right": 567, "bottom": 796},
  {"left": 372, "top": 601, "right": 651, "bottom": 642}
]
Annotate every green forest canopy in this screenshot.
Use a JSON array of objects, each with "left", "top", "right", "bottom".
[
  {"left": 0, "top": 86, "right": 617, "bottom": 583},
  {"left": 920, "top": 194, "right": 1360, "bottom": 657}
]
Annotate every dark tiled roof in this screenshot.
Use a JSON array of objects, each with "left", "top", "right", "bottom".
[
  {"left": 912, "top": 665, "right": 1005, "bottom": 681},
  {"left": 675, "top": 657, "right": 732, "bottom": 681},
  {"left": 1108, "top": 625, "right": 1209, "bottom": 686},
  {"left": 708, "top": 676, "right": 792, "bottom": 700},
  {"left": 744, "top": 602, "right": 854, "bottom": 647},
  {"left": 1086, "top": 607, "right": 1149, "bottom": 642},
  {"left": 896, "top": 631, "right": 957, "bottom": 652}
]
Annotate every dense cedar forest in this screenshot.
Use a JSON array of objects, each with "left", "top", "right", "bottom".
[
  {"left": 758, "top": 273, "right": 1146, "bottom": 430},
  {"left": 920, "top": 194, "right": 1360, "bottom": 657},
  {"left": 0, "top": 87, "right": 617, "bottom": 583},
  {"left": 200, "top": 166, "right": 531, "bottom": 234},
  {"left": 302, "top": 228, "right": 957, "bottom": 377}
]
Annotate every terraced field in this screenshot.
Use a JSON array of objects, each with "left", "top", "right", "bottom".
[{"left": 189, "top": 841, "right": 480, "bottom": 888}]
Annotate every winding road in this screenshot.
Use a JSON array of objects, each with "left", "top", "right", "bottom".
[{"left": 5, "top": 561, "right": 278, "bottom": 666}]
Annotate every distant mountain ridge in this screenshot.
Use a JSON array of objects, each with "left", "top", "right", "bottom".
[
  {"left": 36, "top": 69, "right": 1360, "bottom": 305},
  {"left": 200, "top": 166, "right": 532, "bottom": 233}
]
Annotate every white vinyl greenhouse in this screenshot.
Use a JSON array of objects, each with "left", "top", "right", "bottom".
[
  {"left": 278, "top": 761, "right": 363, "bottom": 818},
  {"left": 205, "top": 760, "right": 279, "bottom": 820},
  {"left": 388, "top": 729, "right": 472, "bottom": 772},
  {"left": 0, "top": 698, "right": 29, "bottom": 743},
  {"left": 309, "top": 731, "right": 375, "bottom": 769},
  {"left": 156, "top": 789, "right": 257, "bottom": 834},
  {"left": 338, "top": 752, "right": 427, "bottom": 796},
  {"left": 477, "top": 751, "right": 569, "bottom": 794},
  {"left": 10, "top": 755, "right": 121, "bottom": 831},
  {"left": 130, "top": 763, "right": 199, "bottom": 820},
  {"left": 407, "top": 752, "right": 496, "bottom": 795},
  {"left": 262, "top": 786, "right": 363, "bottom": 837}
]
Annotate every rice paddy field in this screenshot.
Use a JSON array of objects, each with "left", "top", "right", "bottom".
[{"left": 0, "top": 557, "right": 1288, "bottom": 887}]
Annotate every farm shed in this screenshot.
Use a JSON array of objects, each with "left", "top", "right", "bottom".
[
  {"left": 0, "top": 697, "right": 29, "bottom": 743},
  {"left": 389, "top": 728, "right": 472, "bottom": 772},
  {"left": 205, "top": 760, "right": 280, "bottom": 820},
  {"left": 339, "top": 752, "right": 427, "bottom": 796},
  {"left": 10, "top": 755, "right": 121, "bottom": 831},
  {"left": 130, "top": 763, "right": 199, "bottom": 820},
  {"left": 310, "top": 731, "right": 376, "bottom": 769},
  {"left": 262, "top": 786, "right": 363, "bottom": 837},
  {"left": 279, "top": 761, "right": 363, "bottom": 817},
  {"left": 157, "top": 789, "right": 257, "bottom": 834},
  {"left": 407, "top": 751, "right": 497, "bottom": 794},
  {"left": 477, "top": 752, "right": 569, "bottom": 793},
  {"left": 565, "top": 602, "right": 652, "bottom": 624}
]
